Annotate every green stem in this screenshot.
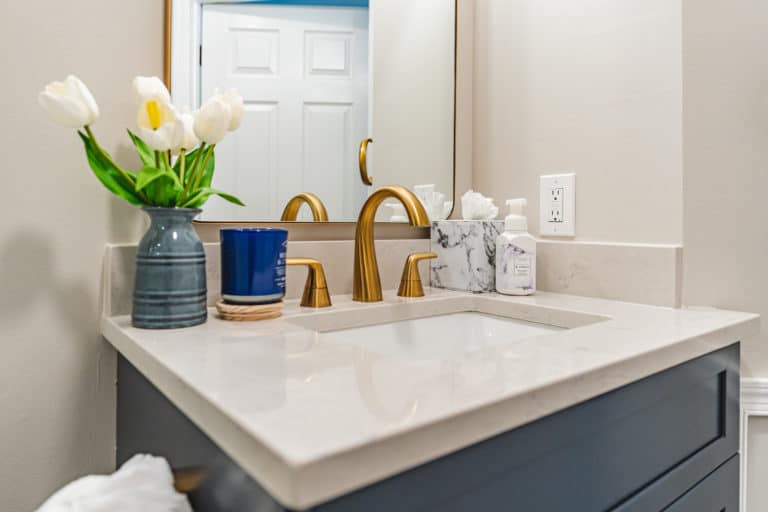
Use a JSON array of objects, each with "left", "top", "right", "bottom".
[
  {"left": 191, "top": 145, "right": 215, "bottom": 193},
  {"left": 85, "top": 126, "right": 148, "bottom": 202},
  {"left": 185, "top": 143, "right": 206, "bottom": 194},
  {"left": 179, "top": 151, "right": 187, "bottom": 185}
]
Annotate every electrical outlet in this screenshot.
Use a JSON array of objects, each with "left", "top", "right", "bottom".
[
  {"left": 549, "top": 187, "right": 564, "bottom": 222},
  {"left": 540, "top": 173, "right": 575, "bottom": 236},
  {"left": 550, "top": 205, "right": 563, "bottom": 223}
]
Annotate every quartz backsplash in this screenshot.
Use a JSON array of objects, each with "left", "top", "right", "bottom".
[{"left": 103, "top": 237, "right": 682, "bottom": 317}]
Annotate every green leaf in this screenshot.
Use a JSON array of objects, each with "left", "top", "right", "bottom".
[
  {"left": 79, "top": 132, "right": 143, "bottom": 205},
  {"left": 164, "top": 165, "right": 184, "bottom": 191},
  {"left": 127, "top": 130, "right": 155, "bottom": 168},
  {"left": 144, "top": 176, "right": 183, "bottom": 207},
  {"left": 135, "top": 166, "right": 166, "bottom": 192},
  {"left": 199, "top": 147, "right": 216, "bottom": 189},
  {"left": 141, "top": 166, "right": 185, "bottom": 207},
  {"left": 176, "top": 145, "right": 216, "bottom": 190},
  {"left": 181, "top": 187, "right": 245, "bottom": 208}
]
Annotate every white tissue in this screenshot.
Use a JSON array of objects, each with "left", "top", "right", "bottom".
[
  {"left": 461, "top": 190, "right": 499, "bottom": 220},
  {"left": 413, "top": 184, "right": 453, "bottom": 221},
  {"left": 36, "top": 454, "right": 192, "bottom": 512}
]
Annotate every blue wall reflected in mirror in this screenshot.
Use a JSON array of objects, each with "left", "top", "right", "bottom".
[{"left": 233, "top": 0, "right": 368, "bottom": 6}]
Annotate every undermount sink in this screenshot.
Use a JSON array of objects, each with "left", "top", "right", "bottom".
[
  {"left": 284, "top": 295, "right": 606, "bottom": 360},
  {"left": 323, "top": 312, "right": 563, "bottom": 357}
]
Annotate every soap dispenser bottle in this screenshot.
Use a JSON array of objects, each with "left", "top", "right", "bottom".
[{"left": 496, "top": 199, "right": 536, "bottom": 295}]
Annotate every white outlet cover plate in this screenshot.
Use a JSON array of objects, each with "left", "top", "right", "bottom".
[{"left": 540, "top": 173, "right": 576, "bottom": 237}]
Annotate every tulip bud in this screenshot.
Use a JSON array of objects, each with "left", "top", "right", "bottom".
[
  {"left": 193, "top": 96, "right": 232, "bottom": 144},
  {"left": 172, "top": 111, "right": 200, "bottom": 154},
  {"left": 38, "top": 75, "right": 100, "bottom": 128},
  {"left": 133, "top": 76, "right": 171, "bottom": 104},
  {"left": 221, "top": 89, "right": 244, "bottom": 131}
]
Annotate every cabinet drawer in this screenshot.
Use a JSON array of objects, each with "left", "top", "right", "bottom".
[{"left": 665, "top": 456, "right": 739, "bottom": 511}]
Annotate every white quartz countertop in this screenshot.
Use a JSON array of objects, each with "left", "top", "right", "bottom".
[{"left": 101, "top": 290, "right": 759, "bottom": 509}]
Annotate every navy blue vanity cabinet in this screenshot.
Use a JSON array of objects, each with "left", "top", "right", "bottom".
[
  {"left": 117, "top": 343, "right": 740, "bottom": 512},
  {"left": 664, "top": 456, "right": 739, "bottom": 511}
]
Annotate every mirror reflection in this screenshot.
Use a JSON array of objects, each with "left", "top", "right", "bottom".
[{"left": 170, "top": 0, "right": 456, "bottom": 222}]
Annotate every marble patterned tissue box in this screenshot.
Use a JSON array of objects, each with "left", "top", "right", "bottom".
[{"left": 430, "top": 220, "right": 505, "bottom": 292}]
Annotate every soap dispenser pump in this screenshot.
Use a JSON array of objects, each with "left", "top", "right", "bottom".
[{"left": 496, "top": 199, "right": 536, "bottom": 295}]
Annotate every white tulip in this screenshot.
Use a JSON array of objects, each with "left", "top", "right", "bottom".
[
  {"left": 172, "top": 111, "right": 200, "bottom": 154},
  {"left": 136, "top": 97, "right": 178, "bottom": 152},
  {"left": 221, "top": 89, "right": 244, "bottom": 131},
  {"left": 137, "top": 124, "right": 177, "bottom": 153},
  {"left": 193, "top": 95, "right": 231, "bottom": 144},
  {"left": 132, "top": 76, "right": 170, "bottom": 104},
  {"left": 38, "top": 75, "right": 100, "bottom": 128}
]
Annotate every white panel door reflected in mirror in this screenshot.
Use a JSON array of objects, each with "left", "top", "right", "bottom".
[{"left": 169, "top": 0, "right": 456, "bottom": 222}]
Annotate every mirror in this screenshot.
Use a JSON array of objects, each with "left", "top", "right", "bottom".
[{"left": 167, "top": 0, "right": 456, "bottom": 223}]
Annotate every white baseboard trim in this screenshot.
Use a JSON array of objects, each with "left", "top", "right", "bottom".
[{"left": 741, "top": 378, "right": 768, "bottom": 512}]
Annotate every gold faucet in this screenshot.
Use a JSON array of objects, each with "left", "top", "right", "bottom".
[
  {"left": 280, "top": 192, "right": 329, "bottom": 222},
  {"left": 353, "top": 186, "right": 430, "bottom": 302}
]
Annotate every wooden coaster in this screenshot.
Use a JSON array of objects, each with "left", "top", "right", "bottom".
[{"left": 216, "top": 299, "right": 284, "bottom": 322}]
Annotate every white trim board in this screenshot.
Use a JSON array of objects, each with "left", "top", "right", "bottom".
[
  {"left": 170, "top": 0, "right": 202, "bottom": 108},
  {"left": 741, "top": 377, "right": 768, "bottom": 512}
]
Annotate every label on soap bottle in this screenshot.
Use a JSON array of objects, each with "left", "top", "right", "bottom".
[{"left": 496, "top": 236, "right": 536, "bottom": 295}]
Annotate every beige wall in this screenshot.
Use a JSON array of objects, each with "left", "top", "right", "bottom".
[
  {"left": 681, "top": 3, "right": 768, "bottom": 507},
  {"left": 0, "top": 1, "right": 159, "bottom": 509},
  {"left": 473, "top": 0, "right": 683, "bottom": 244},
  {"left": 681, "top": 0, "right": 768, "bottom": 378}
]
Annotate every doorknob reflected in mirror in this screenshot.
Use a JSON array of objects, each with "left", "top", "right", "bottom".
[{"left": 359, "top": 138, "right": 374, "bottom": 186}]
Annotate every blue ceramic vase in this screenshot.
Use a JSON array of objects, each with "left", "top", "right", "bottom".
[{"left": 132, "top": 207, "right": 207, "bottom": 329}]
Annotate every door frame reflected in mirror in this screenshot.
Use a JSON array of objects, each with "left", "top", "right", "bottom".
[{"left": 163, "top": 0, "right": 458, "bottom": 229}]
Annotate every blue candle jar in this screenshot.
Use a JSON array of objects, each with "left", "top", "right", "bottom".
[{"left": 220, "top": 228, "right": 288, "bottom": 304}]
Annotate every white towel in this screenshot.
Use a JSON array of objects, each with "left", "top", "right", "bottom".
[{"left": 36, "top": 454, "right": 193, "bottom": 512}]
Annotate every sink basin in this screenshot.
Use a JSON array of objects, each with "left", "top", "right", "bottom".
[
  {"left": 323, "top": 312, "right": 563, "bottom": 357},
  {"left": 287, "top": 294, "right": 606, "bottom": 336}
]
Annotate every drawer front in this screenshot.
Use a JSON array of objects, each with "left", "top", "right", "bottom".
[
  {"left": 665, "top": 456, "right": 739, "bottom": 512},
  {"left": 611, "top": 346, "right": 739, "bottom": 512}
]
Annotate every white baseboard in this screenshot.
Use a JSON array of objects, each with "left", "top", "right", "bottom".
[{"left": 741, "top": 378, "right": 768, "bottom": 511}]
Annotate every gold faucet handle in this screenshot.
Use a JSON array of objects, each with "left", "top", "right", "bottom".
[
  {"left": 286, "top": 258, "right": 332, "bottom": 308},
  {"left": 398, "top": 252, "right": 437, "bottom": 298}
]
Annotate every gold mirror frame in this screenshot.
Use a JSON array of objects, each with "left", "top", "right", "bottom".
[
  {"left": 164, "top": 0, "right": 172, "bottom": 90},
  {"left": 163, "top": 0, "right": 457, "bottom": 230}
]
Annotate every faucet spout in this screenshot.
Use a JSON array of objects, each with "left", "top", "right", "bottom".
[
  {"left": 280, "top": 192, "right": 329, "bottom": 222},
  {"left": 353, "top": 186, "right": 430, "bottom": 302}
]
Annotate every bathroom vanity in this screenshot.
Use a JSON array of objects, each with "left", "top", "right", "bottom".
[{"left": 101, "top": 290, "right": 758, "bottom": 511}]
